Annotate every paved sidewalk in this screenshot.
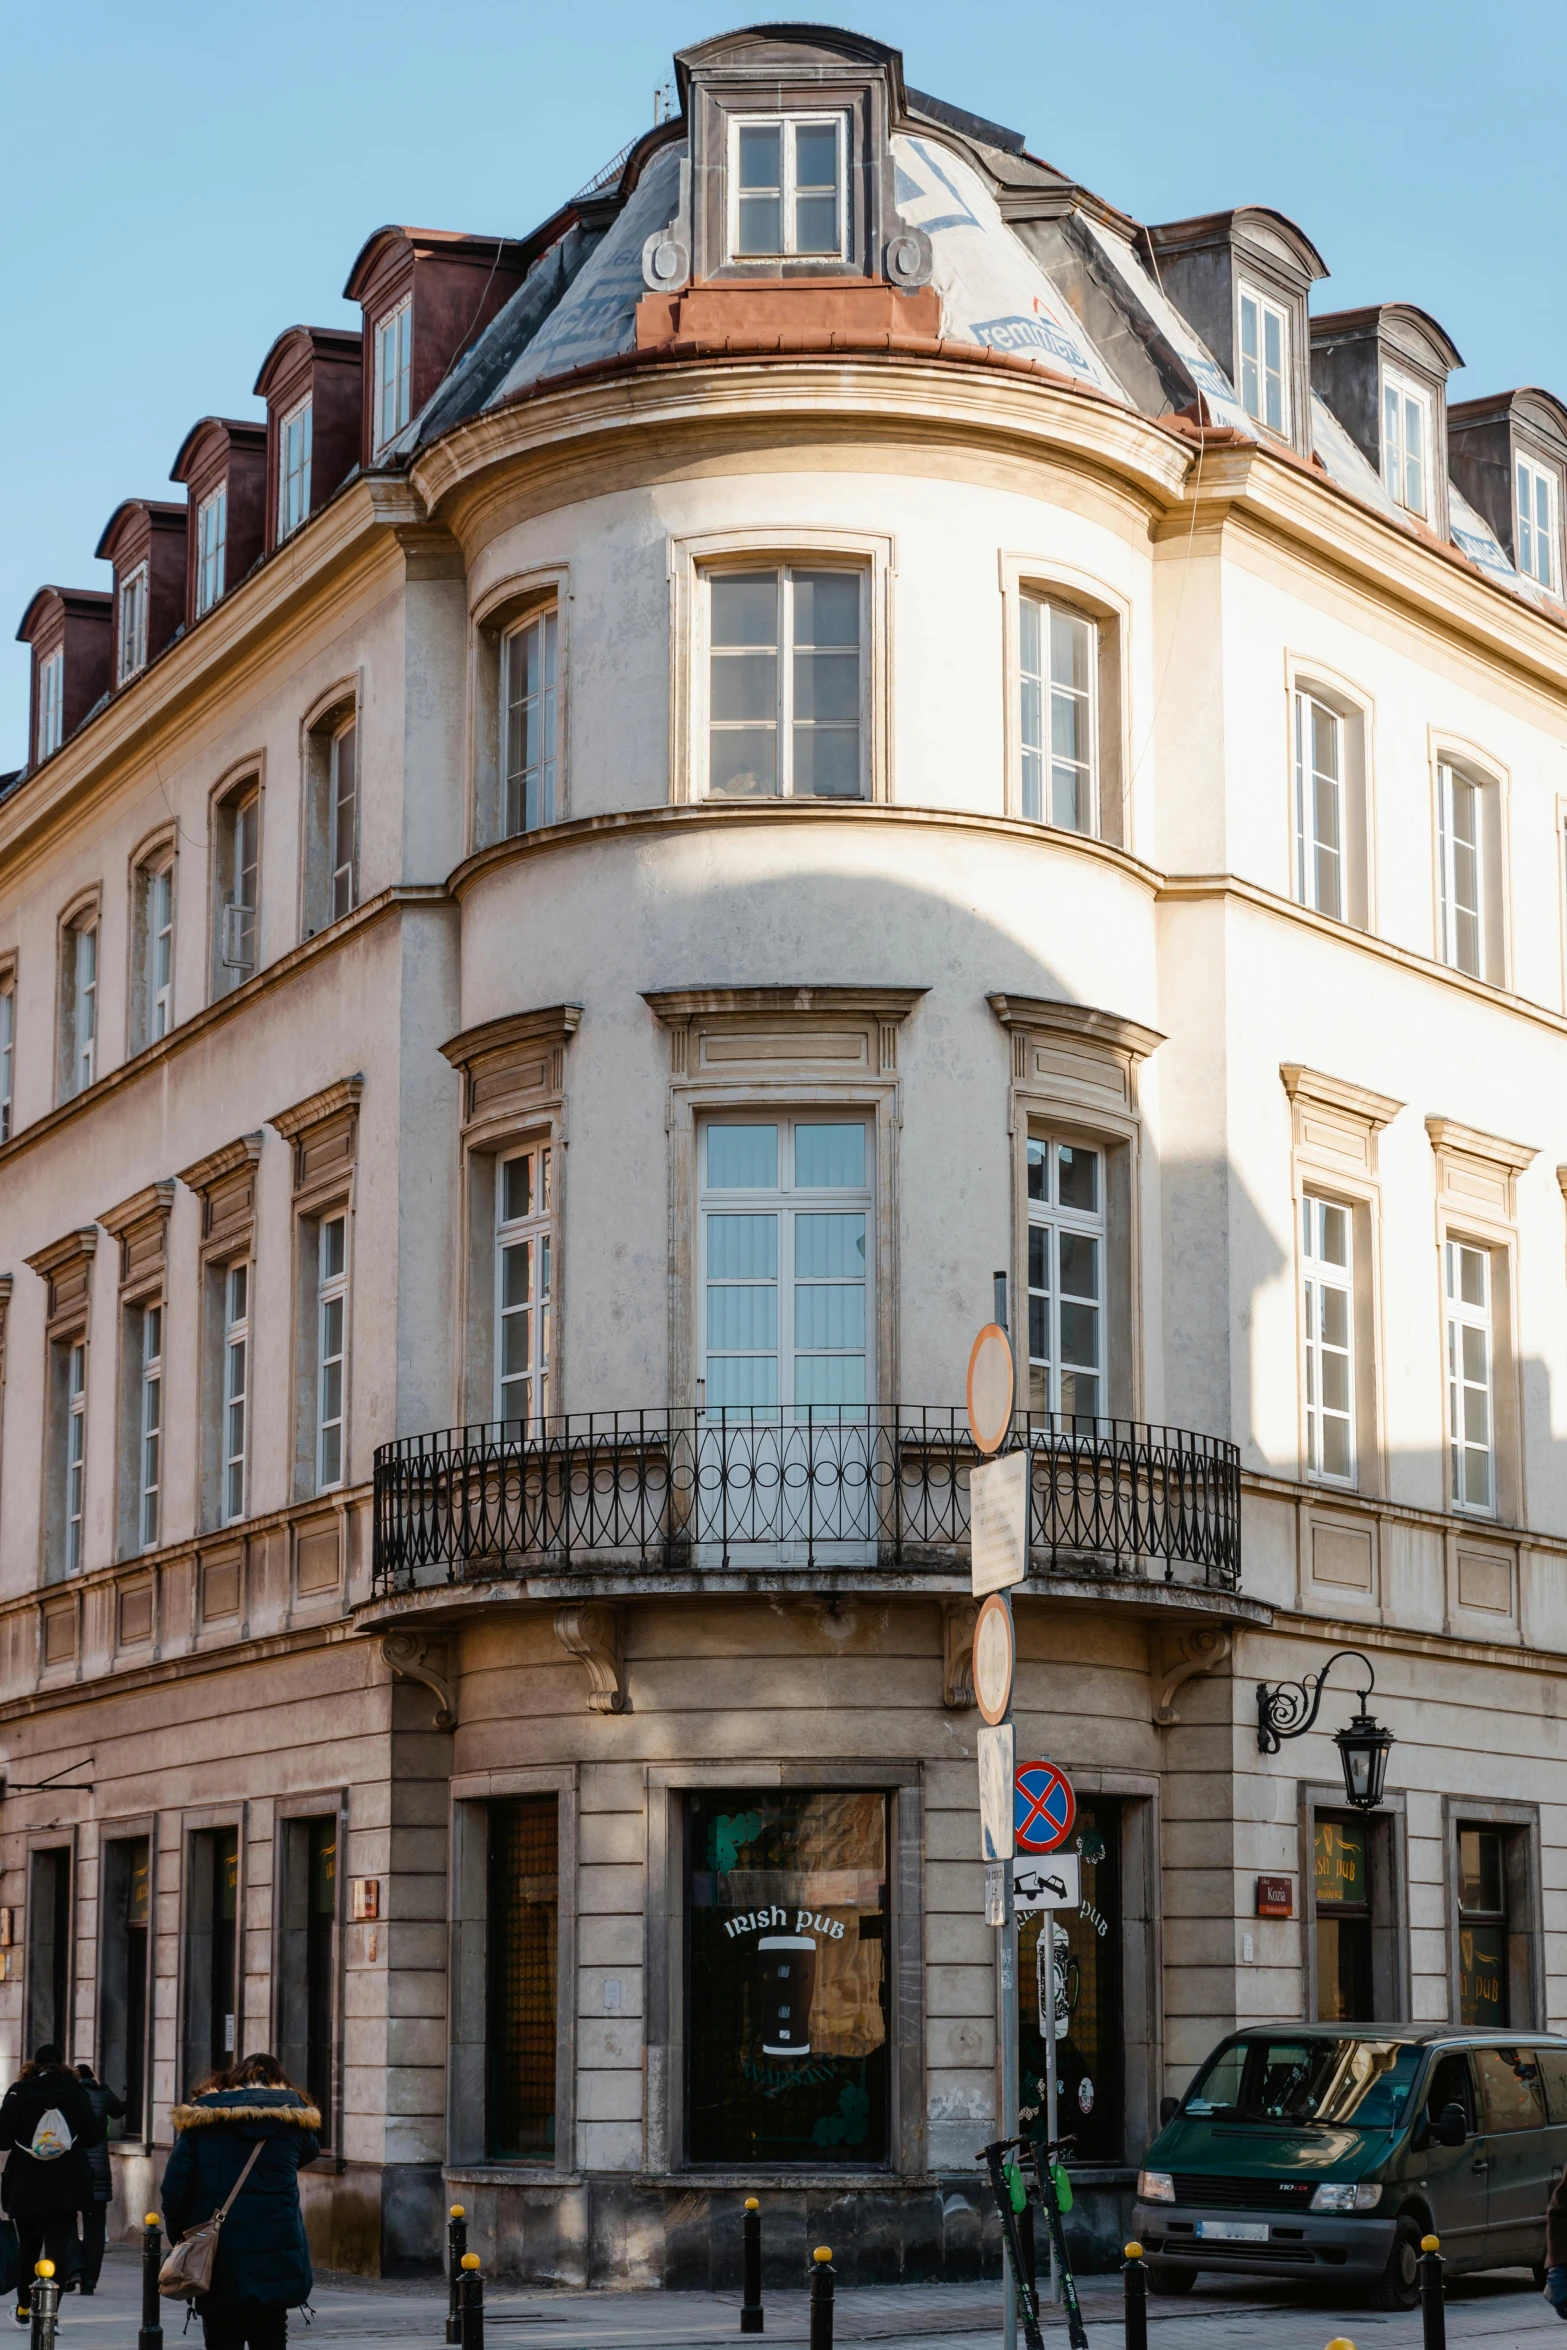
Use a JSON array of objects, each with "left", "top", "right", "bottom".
[{"left": 33, "top": 2250, "right": 1562, "bottom": 2349}]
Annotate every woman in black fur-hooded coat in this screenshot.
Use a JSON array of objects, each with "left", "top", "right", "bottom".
[{"left": 161, "top": 2054, "right": 319, "bottom": 2350}]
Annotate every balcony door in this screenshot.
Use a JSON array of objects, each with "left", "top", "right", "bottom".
[{"left": 697, "top": 1116, "right": 874, "bottom": 1562}]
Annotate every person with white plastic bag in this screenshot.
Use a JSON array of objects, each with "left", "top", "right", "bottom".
[{"left": 0, "top": 2044, "right": 99, "bottom": 2325}]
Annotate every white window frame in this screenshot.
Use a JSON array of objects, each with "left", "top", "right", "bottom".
[
  {"left": 726, "top": 112, "right": 848, "bottom": 263},
  {"left": 1301, "top": 1196, "right": 1356, "bottom": 1485},
  {"left": 0, "top": 976, "right": 13, "bottom": 1143},
  {"left": 139, "top": 1302, "right": 163, "bottom": 1551},
  {"left": 65, "top": 1338, "right": 87, "bottom": 1575},
  {"left": 1294, "top": 690, "right": 1345, "bottom": 918},
  {"left": 501, "top": 609, "right": 558, "bottom": 836},
  {"left": 373, "top": 296, "right": 413, "bottom": 454},
  {"left": 1516, "top": 451, "right": 1558, "bottom": 591},
  {"left": 37, "top": 648, "right": 64, "bottom": 762},
  {"left": 1436, "top": 762, "right": 1484, "bottom": 977},
  {"left": 329, "top": 718, "right": 357, "bottom": 920},
  {"left": 316, "top": 1214, "right": 347, "bottom": 1490},
  {"left": 1237, "top": 282, "right": 1290, "bottom": 438},
  {"left": 218, "top": 787, "right": 260, "bottom": 980},
  {"left": 118, "top": 563, "right": 149, "bottom": 685},
  {"left": 278, "top": 397, "right": 313, "bottom": 539},
  {"left": 1382, "top": 367, "right": 1432, "bottom": 517},
  {"left": 63, "top": 916, "right": 97, "bottom": 1098},
  {"left": 703, "top": 563, "right": 868, "bottom": 803},
  {"left": 1445, "top": 1238, "right": 1495, "bottom": 1516},
  {"left": 1025, "top": 1134, "right": 1106, "bottom": 1426},
  {"left": 195, "top": 483, "right": 228, "bottom": 616},
  {"left": 496, "top": 1146, "right": 553, "bottom": 1426},
  {"left": 222, "top": 1261, "right": 249, "bottom": 1526},
  {"left": 1019, "top": 595, "right": 1097, "bottom": 834},
  {"left": 697, "top": 1115, "right": 873, "bottom": 1416},
  {"left": 137, "top": 853, "right": 175, "bottom": 1045}
]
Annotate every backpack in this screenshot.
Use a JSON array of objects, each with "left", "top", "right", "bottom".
[{"left": 28, "top": 2108, "right": 72, "bottom": 2161}]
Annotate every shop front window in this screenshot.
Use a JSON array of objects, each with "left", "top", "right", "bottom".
[
  {"left": 1017, "top": 1797, "right": 1122, "bottom": 2162},
  {"left": 1315, "top": 1815, "right": 1372, "bottom": 2021},
  {"left": 1459, "top": 1827, "right": 1508, "bottom": 2026},
  {"left": 686, "top": 1789, "right": 888, "bottom": 2164}
]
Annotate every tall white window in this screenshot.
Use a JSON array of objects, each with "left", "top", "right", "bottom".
[
  {"left": 1516, "top": 453, "right": 1558, "bottom": 591},
  {"left": 316, "top": 1215, "right": 347, "bottom": 1489},
  {"left": 708, "top": 567, "right": 864, "bottom": 801},
  {"left": 1301, "top": 1197, "right": 1355, "bottom": 1483},
  {"left": 1026, "top": 1137, "right": 1104, "bottom": 1422},
  {"left": 65, "top": 1339, "right": 87, "bottom": 1575},
  {"left": 279, "top": 398, "right": 313, "bottom": 538},
  {"left": 1382, "top": 369, "right": 1430, "bottom": 517},
  {"left": 374, "top": 297, "right": 413, "bottom": 453},
  {"left": 217, "top": 788, "right": 260, "bottom": 982},
  {"left": 1020, "top": 597, "right": 1095, "bottom": 832},
  {"left": 135, "top": 854, "right": 175, "bottom": 1048},
  {"left": 730, "top": 116, "right": 845, "bottom": 259},
  {"left": 139, "top": 1304, "right": 163, "bottom": 1551},
  {"left": 329, "top": 720, "right": 357, "bottom": 919},
  {"left": 62, "top": 917, "right": 97, "bottom": 1098},
  {"left": 222, "top": 1262, "right": 249, "bottom": 1525},
  {"left": 0, "top": 978, "right": 13, "bottom": 1142},
  {"left": 37, "top": 648, "right": 64, "bottom": 762},
  {"left": 502, "top": 612, "right": 558, "bottom": 835},
  {"left": 1294, "top": 692, "right": 1344, "bottom": 918},
  {"left": 195, "top": 484, "right": 228, "bottom": 616},
  {"left": 496, "top": 1147, "right": 552, "bottom": 1425},
  {"left": 700, "top": 1119, "right": 871, "bottom": 1414},
  {"left": 118, "top": 564, "right": 149, "bottom": 684},
  {"left": 1436, "top": 764, "right": 1483, "bottom": 977},
  {"left": 1238, "top": 285, "right": 1289, "bottom": 436},
  {"left": 1445, "top": 1239, "right": 1494, "bottom": 1514}
]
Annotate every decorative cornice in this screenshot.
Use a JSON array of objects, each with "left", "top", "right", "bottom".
[
  {"left": 176, "top": 1133, "right": 263, "bottom": 1198},
  {"left": 987, "top": 992, "right": 1165, "bottom": 1063},
  {"left": 98, "top": 1179, "right": 176, "bottom": 1238},
  {"left": 1424, "top": 1115, "right": 1537, "bottom": 1175},
  {"left": 23, "top": 1228, "right": 97, "bottom": 1282},
  {"left": 643, "top": 985, "right": 927, "bottom": 1025},
  {"left": 1280, "top": 1065, "right": 1404, "bottom": 1131},
  {"left": 269, "top": 1075, "right": 364, "bottom": 1142},
  {"left": 439, "top": 1006, "right": 581, "bottom": 1073}
]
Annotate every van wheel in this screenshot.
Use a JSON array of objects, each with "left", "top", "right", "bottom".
[
  {"left": 1147, "top": 2264, "right": 1196, "bottom": 2295},
  {"left": 1368, "top": 2217, "right": 1422, "bottom": 2312}
]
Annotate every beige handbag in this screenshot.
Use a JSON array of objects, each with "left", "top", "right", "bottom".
[{"left": 158, "top": 2138, "right": 266, "bottom": 2300}]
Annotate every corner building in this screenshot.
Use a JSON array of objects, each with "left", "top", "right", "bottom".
[{"left": 5, "top": 21, "right": 1567, "bottom": 2287}]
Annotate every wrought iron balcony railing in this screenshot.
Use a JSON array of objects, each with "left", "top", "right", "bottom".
[{"left": 372, "top": 1407, "right": 1241, "bottom": 1595}]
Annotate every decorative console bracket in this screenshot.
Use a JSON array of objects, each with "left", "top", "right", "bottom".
[
  {"left": 941, "top": 1599, "right": 978, "bottom": 1710},
  {"left": 380, "top": 1633, "right": 456, "bottom": 1731},
  {"left": 1153, "top": 1626, "right": 1233, "bottom": 1727},
  {"left": 555, "top": 1604, "right": 628, "bottom": 1714}
]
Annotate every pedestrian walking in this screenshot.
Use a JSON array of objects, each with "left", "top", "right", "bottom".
[
  {"left": 0, "top": 2044, "right": 100, "bottom": 2321},
  {"left": 73, "top": 2065, "right": 125, "bottom": 2294},
  {"left": 161, "top": 2052, "right": 320, "bottom": 2350}
]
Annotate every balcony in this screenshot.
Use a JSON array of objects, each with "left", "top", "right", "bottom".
[{"left": 371, "top": 1407, "right": 1242, "bottom": 1603}]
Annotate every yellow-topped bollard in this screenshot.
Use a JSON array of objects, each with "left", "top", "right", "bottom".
[
  {"left": 810, "top": 2244, "right": 835, "bottom": 2350},
  {"left": 140, "top": 2208, "right": 165, "bottom": 2350},
  {"left": 446, "top": 2204, "right": 470, "bottom": 2344},
  {"left": 459, "top": 2250, "right": 484, "bottom": 2350},
  {"left": 1418, "top": 2229, "right": 1448, "bottom": 2346},
  {"left": 31, "top": 2257, "right": 61, "bottom": 2350},
  {"left": 1123, "top": 2240, "right": 1150, "bottom": 2350},
  {"left": 742, "top": 2197, "right": 764, "bottom": 2334}
]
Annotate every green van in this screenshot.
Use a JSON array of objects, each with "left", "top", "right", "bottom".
[{"left": 1132, "top": 2025, "right": 1567, "bottom": 2309}]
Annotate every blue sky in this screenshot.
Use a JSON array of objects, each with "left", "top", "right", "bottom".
[{"left": 5, "top": 0, "right": 1565, "bottom": 765}]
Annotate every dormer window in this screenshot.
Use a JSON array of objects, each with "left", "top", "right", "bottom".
[
  {"left": 279, "top": 398, "right": 313, "bottom": 538},
  {"left": 730, "top": 117, "right": 846, "bottom": 261},
  {"left": 37, "top": 649, "right": 64, "bottom": 762},
  {"left": 118, "top": 564, "right": 149, "bottom": 683},
  {"left": 195, "top": 485, "right": 227, "bottom": 616},
  {"left": 1237, "top": 283, "right": 1289, "bottom": 437},
  {"left": 1383, "top": 368, "right": 1431, "bottom": 516},
  {"left": 373, "top": 296, "right": 412, "bottom": 453},
  {"left": 1516, "top": 453, "right": 1558, "bottom": 590}
]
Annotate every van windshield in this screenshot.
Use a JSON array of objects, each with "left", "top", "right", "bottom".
[{"left": 1183, "top": 2037, "right": 1422, "bottom": 2129}]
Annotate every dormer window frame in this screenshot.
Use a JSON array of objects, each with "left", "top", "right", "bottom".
[
  {"left": 1236, "top": 278, "right": 1291, "bottom": 440},
  {"left": 195, "top": 482, "right": 228, "bottom": 617},
  {"left": 373, "top": 294, "right": 413, "bottom": 455},
  {"left": 117, "top": 563, "right": 150, "bottom": 685},
  {"left": 37, "top": 647, "right": 64, "bottom": 763},
  {"left": 726, "top": 111, "right": 850, "bottom": 265},
  {"left": 1515, "top": 449, "right": 1560, "bottom": 592},
  {"left": 1382, "top": 364, "right": 1433, "bottom": 519},
  {"left": 278, "top": 396, "right": 314, "bottom": 540}
]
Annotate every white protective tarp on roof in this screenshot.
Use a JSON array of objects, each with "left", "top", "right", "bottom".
[
  {"left": 1078, "top": 218, "right": 1254, "bottom": 433},
  {"left": 891, "top": 135, "right": 1126, "bottom": 401},
  {"left": 488, "top": 145, "right": 684, "bottom": 402}
]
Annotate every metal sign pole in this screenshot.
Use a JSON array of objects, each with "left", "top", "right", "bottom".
[
  {"left": 998, "top": 1842, "right": 1018, "bottom": 2350},
  {"left": 1043, "top": 1928, "right": 1059, "bottom": 2303}
]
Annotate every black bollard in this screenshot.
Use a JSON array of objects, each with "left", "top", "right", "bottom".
[
  {"left": 138, "top": 2212, "right": 164, "bottom": 2350},
  {"left": 1419, "top": 2232, "right": 1446, "bottom": 2350},
  {"left": 459, "top": 2251, "right": 484, "bottom": 2350},
  {"left": 30, "top": 2260, "right": 59, "bottom": 2350},
  {"left": 809, "top": 2246, "right": 834, "bottom": 2350},
  {"left": 1122, "top": 2241, "right": 1148, "bottom": 2350},
  {"left": 741, "top": 2196, "right": 764, "bottom": 2334},
  {"left": 446, "top": 2205, "right": 468, "bottom": 2345}
]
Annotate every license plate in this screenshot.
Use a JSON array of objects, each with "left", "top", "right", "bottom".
[{"left": 1195, "top": 2219, "right": 1270, "bottom": 2243}]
